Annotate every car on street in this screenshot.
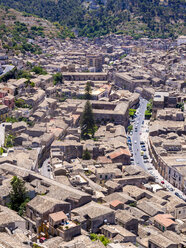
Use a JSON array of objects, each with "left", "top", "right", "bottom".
[
  {"left": 175, "top": 192, "right": 180, "bottom": 197},
  {"left": 143, "top": 155, "right": 148, "bottom": 159},
  {"left": 167, "top": 186, "right": 174, "bottom": 191},
  {"left": 47, "top": 168, "right": 51, "bottom": 172},
  {"left": 134, "top": 140, "right": 137, "bottom": 144},
  {"left": 140, "top": 141, "right": 145, "bottom": 145},
  {"left": 147, "top": 167, "right": 153, "bottom": 170},
  {"left": 161, "top": 181, "right": 164, "bottom": 184}
]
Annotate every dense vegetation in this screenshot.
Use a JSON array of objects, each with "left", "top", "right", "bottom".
[
  {"left": 145, "top": 100, "right": 153, "bottom": 119},
  {"left": 0, "top": 0, "right": 185, "bottom": 39},
  {"left": 90, "top": 233, "right": 110, "bottom": 246},
  {"left": 0, "top": 0, "right": 83, "bottom": 27},
  {"left": 0, "top": 20, "right": 42, "bottom": 54}
]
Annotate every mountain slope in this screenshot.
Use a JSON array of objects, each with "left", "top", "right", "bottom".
[
  {"left": 0, "top": 0, "right": 185, "bottom": 39},
  {"left": 0, "top": 7, "right": 74, "bottom": 53},
  {"left": 0, "top": 0, "right": 84, "bottom": 26}
]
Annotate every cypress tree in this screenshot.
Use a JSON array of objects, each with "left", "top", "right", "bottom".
[{"left": 81, "top": 100, "right": 95, "bottom": 139}]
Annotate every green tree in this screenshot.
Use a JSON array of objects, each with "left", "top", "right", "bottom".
[
  {"left": 81, "top": 101, "right": 95, "bottom": 139},
  {"left": 9, "top": 176, "right": 27, "bottom": 212},
  {"left": 82, "top": 148, "right": 91, "bottom": 160},
  {"left": 129, "top": 109, "right": 136, "bottom": 118},
  {"left": 31, "top": 66, "right": 47, "bottom": 75},
  {"left": 85, "top": 81, "right": 92, "bottom": 100},
  {"left": 5, "top": 134, "right": 15, "bottom": 148},
  {"left": 90, "top": 233, "right": 110, "bottom": 246},
  {"left": 53, "top": 72, "right": 63, "bottom": 85},
  {"left": 127, "top": 125, "right": 133, "bottom": 133},
  {"left": 147, "top": 99, "right": 153, "bottom": 113}
]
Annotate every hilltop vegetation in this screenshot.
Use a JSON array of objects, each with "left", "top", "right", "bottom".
[
  {"left": 0, "top": 0, "right": 185, "bottom": 39},
  {"left": 78, "top": 0, "right": 185, "bottom": 38},
  {"left": 0, "top": 7, "right": 75, "bottom": 53}
]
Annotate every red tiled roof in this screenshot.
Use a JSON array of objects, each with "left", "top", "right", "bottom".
[
  {"left": 154, "top": 214, "right": 176, "bottom": 227},
  {"left": 108, "top": 148, "right": 131, "bottom": 159},
  {"left": 110, "top": 200, "right": 123, "bottom": 207}
]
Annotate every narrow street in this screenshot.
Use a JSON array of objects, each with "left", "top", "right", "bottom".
[
  {"left": 131, "top": 98, "right": 148, "bottom": 170},
  {"left": 39, "top": 158, "right": 52, "bottom": 179}
]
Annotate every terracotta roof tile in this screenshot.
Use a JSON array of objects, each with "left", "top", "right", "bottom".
[
  {"left": 108, "top": 148, "right": 131, "bottom": 159},
  {"left": 110, "top": 200, "right": 123, "bottom": 207},
  {"left": 49, "top": 211, "right": 67, "bottom": 222},
  {"left": 153, "top": 214, "right": 176, "bottom": 227}
]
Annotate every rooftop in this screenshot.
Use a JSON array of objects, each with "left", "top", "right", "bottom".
[{"left": 153, "top": 214, "right": 176, "bottom": 227}]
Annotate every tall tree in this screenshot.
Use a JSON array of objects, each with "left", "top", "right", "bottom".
[
  {"left": 9, "top": 176, "right": 27, "bottom": 212},
  {"left": 81, "top": 101, "right": 95, "bottom": 139},
  {"left": 85, "top": 81, "right": 92, "bottom": 100}
]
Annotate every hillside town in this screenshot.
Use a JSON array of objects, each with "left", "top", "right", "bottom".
[{"left": 0, "top": 33, "right": 186, "bottom": 248}]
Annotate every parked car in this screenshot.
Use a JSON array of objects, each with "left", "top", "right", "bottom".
[
  {"left": 175, "top": 192, "right": 180, "bottom": 197},
  {"left": 169, "top": 187, "right": 174, "bottom": 191},
  {"left": 161, "top": 181, "right": 164, "bottom": 184}
]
